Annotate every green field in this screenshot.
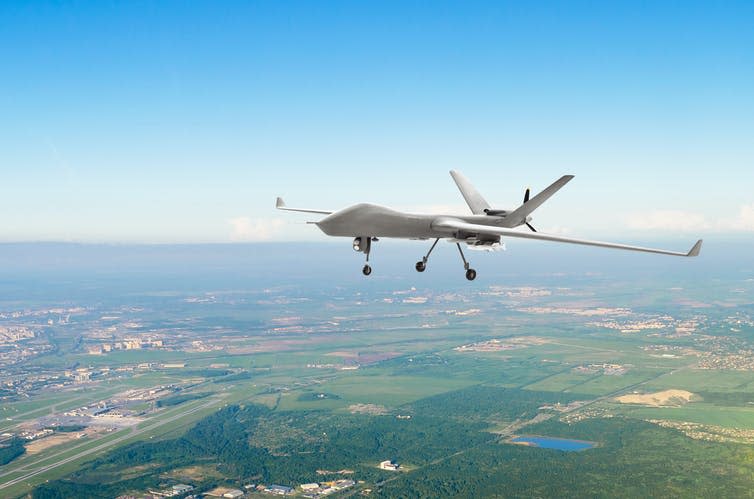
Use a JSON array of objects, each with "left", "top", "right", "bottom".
[
  {"left": 642, "top": 369, "right": 754, "bottom": 393},
  {"left": 610, "top": 402, "right": 754, "bottom": 429}
]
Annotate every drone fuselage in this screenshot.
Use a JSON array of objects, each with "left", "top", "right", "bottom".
[{"left": 315, "top": 203, "right": 512, "bottom": 240}]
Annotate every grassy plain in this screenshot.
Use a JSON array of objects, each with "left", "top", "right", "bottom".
[{"left": 610, "top": 403, "right": 754, "bottom": 429}]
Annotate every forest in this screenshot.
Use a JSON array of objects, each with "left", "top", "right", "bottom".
[
  {"left": 0, "top": 437, "right": 25, "bottom": 466},
  {"left": 31, "top": 386, "right": 754, "bottom": 498}
]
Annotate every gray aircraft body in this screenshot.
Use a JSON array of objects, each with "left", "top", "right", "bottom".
[{"left": 277, "top": 170, "right": 702, "bottom": 280}]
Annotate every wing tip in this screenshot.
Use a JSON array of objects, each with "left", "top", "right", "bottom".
[
  {"left": 275, "top": 197, "right": 285, "bottom": 209},
  {"left": 687, "top": 239, "right": 703, "bottom": 257}
]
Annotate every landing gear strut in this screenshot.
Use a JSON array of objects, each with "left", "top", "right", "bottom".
[
  {"left": 415, "top": 238, "right": 440, "bottom": 273},
  {"left": 456, "top": 243, "right": 477, "bottom": 281},
  {"left": 354, "top": 237, "right": 374, "bottom": 276}
]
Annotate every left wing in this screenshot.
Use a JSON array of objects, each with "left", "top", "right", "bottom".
[
  {"left": 432, "top": 218, "right": 702, "bottom": 257},
  {"left": 502, "top": 175, "right": 574, "bottom": 227},
  {"left": 275, "top": 197, "right": 332, "bottom": 215}
]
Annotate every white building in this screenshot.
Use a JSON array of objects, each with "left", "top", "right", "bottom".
[
  {"left": 171, "top": 484, "right": 194, "bottom": 495},
  {"left": 379, "top": 460, "right": 400, "bottom": 471}
]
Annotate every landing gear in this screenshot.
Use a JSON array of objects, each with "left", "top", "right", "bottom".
[
  {"left": 354, "top": 236, "right": 374, "bottom": 276},
  {"left": 456, "top": 243, "right": 477, "bottom": 281},
  {"left": 415, "top": 238, "right": 440, "bottom": 273}
]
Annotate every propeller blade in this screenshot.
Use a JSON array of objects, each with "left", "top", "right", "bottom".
[
  {"left": 525, "top": 222, "right": 537, "bottom": 232},
  {"left": 523, "top": 187, "right": 530, "bottom": 203}
]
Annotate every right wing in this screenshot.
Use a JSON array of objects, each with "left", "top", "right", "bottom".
[
  {"left": 275, "top": 197, "right": 332, "bottom": 215},
  {"left": 432, "top": 218, "right": 702, "bottom": 257}
]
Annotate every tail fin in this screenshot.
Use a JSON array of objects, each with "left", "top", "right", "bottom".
[
  {"left": 503, "top": 175, "right": 574, "bottom": 227},
  {"left": 449, "top": 170, "right": 491, "bottom": 215}
]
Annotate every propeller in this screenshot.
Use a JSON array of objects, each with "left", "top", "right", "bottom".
[{"left": 523, "top": 187, "right": 536, "bottom": 232}]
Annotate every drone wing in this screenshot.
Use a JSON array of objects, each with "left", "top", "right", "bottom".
[
  {"left": 275, "top": 197, "right": 332, "bottom": 215},
  {"left": 432, "top": 218, "right": 702, "bottom": 257}
]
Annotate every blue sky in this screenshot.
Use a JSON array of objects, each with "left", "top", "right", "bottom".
[{"left": 2, "top": 1, "right": 753, "bottom": 243}]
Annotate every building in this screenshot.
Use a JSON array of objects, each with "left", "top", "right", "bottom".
[
  {"left": 265, "top": 484, "right": 293, "bottom": 495},
  {"left": 74, "top": 370, "right": 91, "bottom": 383},
  {"left": 379, "top": 460, "right": 400, "bottom": 471},
  {"left": 300, "top": 483, "right": 319, "bottom": 491},
  {"left": 172, "top": 484, "right": 194, "bottom": 495},
  {"left": 223, "top": 490, "right": 244, "bottom": 498},
  {"left": 124, "top": 338, "right": 142, "bottom": 349}
]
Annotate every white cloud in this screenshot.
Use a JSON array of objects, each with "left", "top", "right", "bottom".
[
  {"left": 626, "top": 204, "right": 754, "bottom": 233},
  {"left": 625, "top": 210, "right": 712, "bottom": 232},
  {"left": 228, "top": 217, "right": 285, "bottom": 241},
  {"left": 728, "top": 203, "right": 754, "bottom": 231}
]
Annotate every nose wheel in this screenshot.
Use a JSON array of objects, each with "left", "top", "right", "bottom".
[
  {"left": 354, "top": 236, "right": 375, "bottom": 276},
  {"left": 465, "top": 268, "right": 477, "bottom": 281}
]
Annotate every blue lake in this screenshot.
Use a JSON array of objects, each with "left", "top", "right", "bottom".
[{"left": 510, "top": 436, "right": 596, "bottom": 451}]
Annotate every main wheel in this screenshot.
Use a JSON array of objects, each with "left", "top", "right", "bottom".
[
  {"left": 362, "top": 264, "right": 372, "bottom": 276},
  {"left": 415, "top": 261, "right": 426, "bottom": 272},
  {"left": 465, "top": 268, "right": 477, "bottom": 281}
]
